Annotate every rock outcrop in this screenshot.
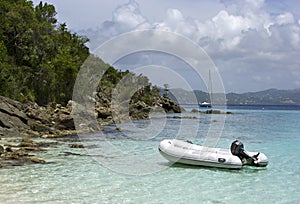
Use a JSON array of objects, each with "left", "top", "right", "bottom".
[
  {"left": 0, "top": 140, "right": 46, "bottom": 167},
  {"left": 0, "top": 95, "right": 183, "bottom": 137},
  {"left": 0, "top": 96, "right": 29, "bottom": 130},
  {"left": 191, "top": 109, "right": 233, "bottom": 114},
  {"left": 153, "top": 96, "right": 183, "bottom": 113},
  {"left": 0, "top": 94, "right": 183, "bottom": 168}
]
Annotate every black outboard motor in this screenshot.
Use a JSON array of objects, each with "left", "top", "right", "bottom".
[
  {"left": 231, "top": 140, "right": 249, "bottom": 159},
  {"left": 231, "top": 140, "right": 259, "bottom": 166}
]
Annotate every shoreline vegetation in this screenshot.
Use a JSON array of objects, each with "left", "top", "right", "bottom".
[{"left": 0, "top": 0, "right": 185, "bottom": 168}]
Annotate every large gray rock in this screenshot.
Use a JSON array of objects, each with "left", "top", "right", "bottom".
[
  {"left": 0, "top": 96, "right": 29, "bottom": 132},
  {"left": 153, "top": 96, "right": 183, "bottom": 113},
  {"left": 0, "top": 111, "right": 29, "bottom": 129},
  {"left": 0, "top": 96, "right": 28, "bottom": 126},
  {"left": 55, "top": 114, "right": 75, "bottom": 130},
  {"left": 23, "top": 101, "right": 49, "bottom": 124},
  {"left": 0, "top": 145, "right": 4, "bottom": 155}
]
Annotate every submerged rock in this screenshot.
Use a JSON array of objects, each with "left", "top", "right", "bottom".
[
  {"left": 21, "top": 147, "right": 43, "bottom": 152},
  {"left": 69, "top": 143, "right": 84, "bottom": 148},
  {"left": 59, "top": 151, "right": 82, "bottom": 156},
  {"left": 191, "top": 109, "right": 234, "bottom": 114},
  {"left": 0, "top": 145, "right": 4, "bottom": 155},
  {"left": 0, "top": 136, "right": 60, "bottom": 168},
  {"left": 18, "top": 138, "right": 37, "bottom": 147},
  {"left": 167, "top": 116, "right": 198, "bottom": 119},
  {"left": 29, "top": 157, "right": 46, "bottom": 164},
  {"left": 0, "top": 146, "right": 46, "bottom": 167}
]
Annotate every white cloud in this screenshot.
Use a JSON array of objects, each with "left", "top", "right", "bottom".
[
  {"left": 166, "top": 9, "right": 184, "bottom": 22},
  {"left": 245, "top": 0, "right": 264, "bottom": 10},
  {"left": 84, "top": 0, "right": 300, "bottom": 92},
  {"left": 212, "top": 10, "right": 250, "bottom": 38},
  {"left": 112, "top": 0, "right": 147, "bottom": 30},
  {"left": 290, "top": 25, "right": 300, "bottom": 48},
  {"left": 153, "top": 9, "right": 199, "bottom": 38},
  {"left": 276, "top": 12, "right": 295, "bottom": 25},
  {"left": 95, "top": 0, "right": 275, "bottom": 51}
]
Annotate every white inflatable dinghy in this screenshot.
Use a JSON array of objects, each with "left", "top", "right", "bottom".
[{"left": 158, "top": 139, "right": 268, "bottom": 169}]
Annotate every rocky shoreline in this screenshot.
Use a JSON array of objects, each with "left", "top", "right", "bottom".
[
  {"left": 0, "top": 94, "right": 234, "bottom": 168},
  {"left": 0, "top": 95, "right": 182, "bottom": 168}
]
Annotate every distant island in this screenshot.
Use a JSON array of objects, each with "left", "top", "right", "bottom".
[{"left": 167, "top": 88, "right": 300, "bottom": 105}]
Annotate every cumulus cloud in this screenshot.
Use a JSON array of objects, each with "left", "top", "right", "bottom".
[
  {"left": 197, "top": 1, "right": 298, "bottom": 53},
  {"left": 97, "top": 0, "right": 299, "bottom": 53},
  {"left": 276, "top": 12, "right": 295, "bottom": 25},
  {"left": 86, "top": 0, "right": 151, "bottom": 47},
  {"left": 86, "top": 0, "right": 300, "bottom": 92},
  {"left": 112, "top": 0, "right": 147, "bottom": 30}
]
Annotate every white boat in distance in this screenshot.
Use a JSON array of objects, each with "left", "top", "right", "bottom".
[
  {"left": 199, "top": 101, "right": 212, "bottom": 108},
  {"left": 158, "top": 139, "right": 268, "bottom": 169},
  {"left": 199, "top": 70, "right": 212, "bottom": 108}
]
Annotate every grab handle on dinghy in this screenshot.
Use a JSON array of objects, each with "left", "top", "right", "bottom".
[{"left": 186, "top": 140, "right": 193, "bottom": 144}]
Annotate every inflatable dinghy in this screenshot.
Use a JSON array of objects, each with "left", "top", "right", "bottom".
[{"left": 158, "top": 139, "right": 268, "bottom": 169}]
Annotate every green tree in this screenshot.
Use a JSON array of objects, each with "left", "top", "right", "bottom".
[
  {"left": 0, "top": 0, "right": 163, "bottom": 109},
  {"left": 0, "top": 0, "right": 89, "bottom": 105},
  {"left": 163, "top": 84, "right": 169, "bottom": 97}
]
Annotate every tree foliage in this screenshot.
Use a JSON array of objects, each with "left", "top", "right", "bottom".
[
  {"left": 98, "top": 64, "right": 160, "bottom": 107},
  {"left": 0, "top": 0, "right": 162, "bottom": 107},
  {"left": 0, "top": 0, "right": 89, "bottom": 105}
]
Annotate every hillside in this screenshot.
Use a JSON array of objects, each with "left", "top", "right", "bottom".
[
  {"left": 167, "top": 88, "right": 300, "bottom": 105},
  {"left": 226, "top": 89, "right": 300, "bottom": 105},
  {"left": 0, "top": 0, "right": 181, "bottom": 112}
]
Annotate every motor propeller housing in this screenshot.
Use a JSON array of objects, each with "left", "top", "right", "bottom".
[{"left": 230, "top": 140, "right": 261, "bottom": 166}]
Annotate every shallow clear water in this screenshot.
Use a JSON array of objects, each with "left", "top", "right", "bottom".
[{"left": 1, "top": 106, "right": 300, "bottom": 203}]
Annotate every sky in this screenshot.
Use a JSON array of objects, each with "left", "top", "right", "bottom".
[{"left": 32, "top": 0, "right": 300, "bottom": 93}]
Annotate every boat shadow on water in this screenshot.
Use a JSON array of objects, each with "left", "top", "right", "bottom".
[{"left": 160, "top": 162, "right": 267, "bottom": 174}]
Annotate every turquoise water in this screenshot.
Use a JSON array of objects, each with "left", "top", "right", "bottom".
[{"left": 1, "top": 107, "right": 300, "bottom": 203}]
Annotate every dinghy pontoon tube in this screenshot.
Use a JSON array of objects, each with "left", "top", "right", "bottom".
[{"left": 158, "top": 139, "right": 268, "bottom": 169}]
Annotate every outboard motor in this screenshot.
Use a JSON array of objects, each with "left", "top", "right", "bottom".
[{"left": 231, "top": 140, "right": 260, "bottom": 166}]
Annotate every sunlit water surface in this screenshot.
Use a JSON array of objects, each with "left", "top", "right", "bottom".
[{"left": 1, "top": 106, "right": 300, "bottom": 203}]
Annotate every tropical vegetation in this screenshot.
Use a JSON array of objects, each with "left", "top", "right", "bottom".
[{"left": 0, "top": 0, "right": 161, "bottom": 107}]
